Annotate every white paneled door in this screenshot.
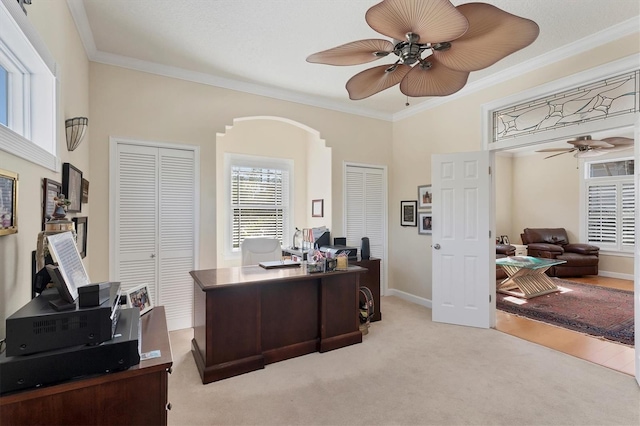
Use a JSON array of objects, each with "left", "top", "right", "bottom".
[
  {"left": 112, "top": 139, "right": 197, "bottom": 331},
  {"left": 432, "top": 151, "right": 492, "bottom": 328}
]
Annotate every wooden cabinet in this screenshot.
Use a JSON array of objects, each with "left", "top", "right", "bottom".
[
  {"left": 351, "top": 258, "right": 381, "bottom": 322},
  {"left": 0, "top": 307, "right": 173, "bottom": 426}
]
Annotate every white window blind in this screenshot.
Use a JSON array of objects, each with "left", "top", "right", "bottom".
[
  {"left": 584, "top": 158, "right": 634, "bottom": 252},
  {"left": 230, "top": 164, "right": 290, "bottom": 250}
]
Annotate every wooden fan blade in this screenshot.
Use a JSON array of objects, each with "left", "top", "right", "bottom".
[
  {"left": 365, "top": 0, "right": 468, "bottom": 44},
  {"left": 601, "top": 137, "right": 634, "bottom": 147},
  {"left": 536, "top": 148, "right": 573, "bottom": 153},
  {"left": 399, "top": 58, "right": 469, "bottom": 97},
  {"left": 544, "top": 149, "right": 576, "bottom": 159},
  {"left": 432, "top": 3, "right": 539, "bottom": 72},
  {"left": 306, "top": 39, "right": 394, "bottom": 66},
  {"left": 346, "top": 64, "right": 411, "bottom": 100},
  {"left": 568, "top": 139, "right": 613, "bottom": 148}
]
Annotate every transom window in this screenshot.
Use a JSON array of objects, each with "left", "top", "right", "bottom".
[
  {"left": 583, "top": 157, "right": 634, "bottom": 253},
  {"left": 225, "top": 154, "right": 292, "bottom": 255}
]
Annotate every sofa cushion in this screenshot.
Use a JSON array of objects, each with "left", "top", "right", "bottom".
[
  {"left": 555, "top": 252, "right": 599, "bottom": 267},
  {"left": 522, "top": 228, "right": 569, "bottom": 245}
]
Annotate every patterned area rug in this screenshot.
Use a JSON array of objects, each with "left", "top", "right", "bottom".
[{"left": 497, "top": 278, "right": 634, "bottom": 346}]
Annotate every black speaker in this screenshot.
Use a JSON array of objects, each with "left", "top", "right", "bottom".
[{"left": 361, "top": 237, "right": 370, "bottom": 260}]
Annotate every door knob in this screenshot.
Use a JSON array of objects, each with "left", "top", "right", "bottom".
[{"left": 433, "top": 244, "right": 441, "bottom": 250}]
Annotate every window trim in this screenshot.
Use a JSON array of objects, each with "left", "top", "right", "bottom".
[
  {"left": 223, "top": 153, "right": 293, "bottom": 260},
  {"left": 0, "top": 0, "right": 58, "bottom": 171},
  {"left": 580, "top": 155, "right": 635, "bottom": 255}
]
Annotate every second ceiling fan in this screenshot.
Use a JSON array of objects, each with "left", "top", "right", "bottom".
[{"left": 536, "top": 136, "right": 634, "bottom": 159}]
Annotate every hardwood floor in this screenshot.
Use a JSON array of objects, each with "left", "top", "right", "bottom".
[{"left": 495, "top": 276, "right": 635, "bottom": 376}]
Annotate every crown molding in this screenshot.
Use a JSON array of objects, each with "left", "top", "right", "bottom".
[{"left": 66, "top": 0, "right": 638, "bottom": 123}]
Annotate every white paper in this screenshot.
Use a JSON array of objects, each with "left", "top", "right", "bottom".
[{"left": 46, "top": 231, "right": 90, "bottom": 301}]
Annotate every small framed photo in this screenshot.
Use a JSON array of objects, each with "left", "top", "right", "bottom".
[
  {"left": 62, "top": 163, "right": 83, "bottom": 213},
  {"left": 500, "top": 235, "right": 510, "bottom": 245},
  {"left": 418, "top": 185, "right": 432, "bottom": 209},
  {"left": 312, "top": 199, "right": 324, "bottom": 217},
  {"left": 419, "top": 213, "right": 432, "bottom": 235},
  {"left": 125, "top": 284, "right": 154, "bottom": 315},
  {"left": 43, "top": 178, "right": 62, "bottom": 228},
  {"left": 81, "top": 178, "right": 89, "bottom": 204},
  {"left": 72, "top": 216, "right": 88, "bottom": 258},
  {"left": 0, "top": 169, "right": 18, "bottom": 236},
  {"left": 400, "top": 200, "right": 417, "bottom": 227}
]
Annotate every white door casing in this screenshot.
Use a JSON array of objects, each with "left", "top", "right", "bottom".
[{"left": 432, "top": 151, "right": 492, "bottom": 328}]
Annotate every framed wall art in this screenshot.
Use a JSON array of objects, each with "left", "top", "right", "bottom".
[
  {"left": 81, "top": 178, "right": 89, "bottom": 204},
  {"left": 312, "top": 199, "right": 324, "bottom": 217},
  {"left": 400, "top": 200, "right": 417, "bottom": 227},
  {"left": 125, "top": 283, "right": 154, "bottom": 315},
  {"left": 72, "top": 216, "right": 88, "bottom": 258},
  {"left": 0, "top": 169, "right": 18, "bottom": 236},
  {"left": 418, "top": 184, "right": 432, "bottom": 210},
  {"left": 418, "top": 213, "right": 432, "bottom": 235},
  {"left": 43, "top": 178, "right": 62, "bottom": 228},
  {"left": 62, "top": 163, "right": 83, "bottom": 213}
]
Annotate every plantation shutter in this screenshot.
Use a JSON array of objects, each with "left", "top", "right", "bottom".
[
  {"left": 621, "top": 182, "right": 635, "bottom": 247},
  {"left": 586, "top": 181, "right": 635, "bottom": 250},
  {"left": 231, "top": 165, "right": 288, "bottom": 249},
  {"left": 587, "top": 183, "right": 617, "bottom": 244}
]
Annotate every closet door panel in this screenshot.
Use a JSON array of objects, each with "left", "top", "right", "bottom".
[
  {"left": 115, "top": 144, "right": 159, "bottom": 302},
  {"left": 158, "top": 148, "right": 195, "bottom": 330}
]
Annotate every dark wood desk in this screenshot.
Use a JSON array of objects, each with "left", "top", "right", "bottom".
[
  {"left": 190, "top": 265, "right": 365, "bottom": 384},
  {"left": 0, "top": 306, "right": 173, "bottom": 426},
  {"left": 351, "top": 258, "right": 381, "bottom": 322}
]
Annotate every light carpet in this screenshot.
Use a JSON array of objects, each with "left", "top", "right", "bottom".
[{"left": 168, "top": 296, "right": 639, "bottom": 426}]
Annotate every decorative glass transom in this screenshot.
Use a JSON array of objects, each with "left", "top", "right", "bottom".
[{"left": 492, "top": 70, "right": 639, "bottom": 143}]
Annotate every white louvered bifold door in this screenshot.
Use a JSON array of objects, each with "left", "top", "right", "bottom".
[
  {"left": 345, "top": 164, "right": 387, "bottom": 294},
  {"left": 115, "top": 142, "right": 196, "bottom": 331},
  {"left": 115, "top": 144, "right": 159, "bottom": 304},
  {"left": 158, "top": 148, "right": 195, "bottom": 330}
]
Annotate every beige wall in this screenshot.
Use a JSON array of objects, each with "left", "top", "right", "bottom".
[
  {"left": 389, "top": 33, "right": 639, "bottom": 300},
  {"left": 495, "top": 154, "right": 513, "bottom": 240},
  {"left": 215, "top": 117, "right": 331, "bottom": 268},
  {"left": 88, "top": 63, "right": 392, "bottom": 280},
  {"left": 0, "top": 1, "right": 90, "bottom": 337}
]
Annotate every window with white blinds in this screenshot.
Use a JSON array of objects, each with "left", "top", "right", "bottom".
[
  {"left": 584, "top": 158, "right": 634, "bottom": 252},
  {"left": 227, "top": 154, "right": 292, "bottom": 252}
]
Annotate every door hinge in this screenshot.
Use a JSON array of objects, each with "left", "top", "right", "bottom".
[
  {"left": 489, "top": 166, "right": 492, "bottom": 175},
  {"left": 489, "top": 294, "right": 492, "bottom": 302},
  {"left": 489, "top": 230, "right": 492, "bottom": 238}
]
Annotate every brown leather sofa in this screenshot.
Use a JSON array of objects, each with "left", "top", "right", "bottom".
[
  {"left": 496, "top": 243, "right": 515, "bottom": 280},
  {"left": 520, "top": 228, "right": 599, "bottom": 277}
]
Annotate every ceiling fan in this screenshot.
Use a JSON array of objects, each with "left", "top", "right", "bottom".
[
  {"left": 306, "top": 0, "right": 539, "bottom": 100},
  {"left": 536, "top": 136, "right": 635, "bottom": 159}
]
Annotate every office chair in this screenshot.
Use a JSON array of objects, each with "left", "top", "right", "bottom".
[{"left": 241, "top": 238, "right": 282, "bottom": 266}]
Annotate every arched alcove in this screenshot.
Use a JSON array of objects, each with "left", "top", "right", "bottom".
[{"left": 215, "top": 116, "right": 331, "bottom": 267}]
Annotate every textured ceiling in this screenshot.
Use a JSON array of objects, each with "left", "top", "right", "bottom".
[{"left": 70, "top": 0, "right": 639, "bottom": 120}]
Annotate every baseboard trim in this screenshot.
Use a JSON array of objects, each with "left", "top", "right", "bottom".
[
  {"left": 598, "top": 271, "right": 634, "bottom": 281},
  {"left": 386, "top": 289, "right": 432, "bottom": 309}
]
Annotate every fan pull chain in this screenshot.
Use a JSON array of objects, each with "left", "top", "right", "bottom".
[{"left": 405, "top": 96, "right": 410, "bottom": 107}]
